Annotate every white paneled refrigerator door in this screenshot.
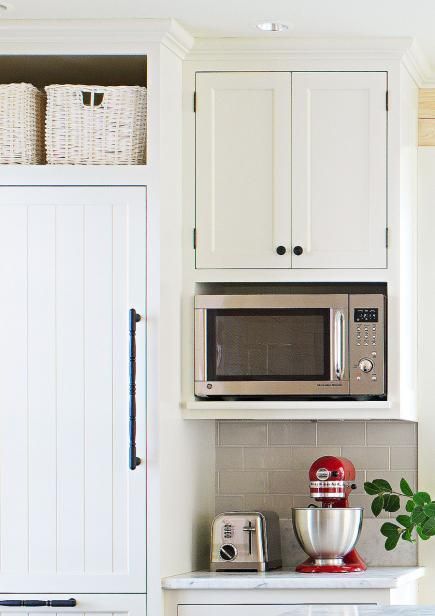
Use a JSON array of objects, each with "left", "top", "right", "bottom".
[
  {"left": 0, "top": 187, "right": 146, "bottom": 593},
  {"left": 0, "top": 595, "right": 146, "bottom": 615}
]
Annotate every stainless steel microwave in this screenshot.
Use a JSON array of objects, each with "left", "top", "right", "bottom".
[{"left": 194, "top": 294, "right": 386, "bottom": 399}]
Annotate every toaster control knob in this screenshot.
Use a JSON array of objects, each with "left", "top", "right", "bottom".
[
  {"left": 359, "top": 358, "right": 374, "bottom": 373},
  {"left": 220, "top": 544, "right": 237, "bottom": 561}
]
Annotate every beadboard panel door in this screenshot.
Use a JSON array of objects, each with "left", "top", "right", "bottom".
[
  {"left": 0, "top": 595, "right": 145, "bottom": 615},
  {"left": 292, "top": 72, "right": 387, "bottom": 269},
  {"left": 0, "top": 187, "right": 146, "bottom": 593},
  {"left": 195, "top": 72, "right": 292, "bottom": 269}
]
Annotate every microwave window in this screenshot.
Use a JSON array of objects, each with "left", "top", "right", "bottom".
[{"left": 206, "top": 309, "right": 330, "bottom": 381}]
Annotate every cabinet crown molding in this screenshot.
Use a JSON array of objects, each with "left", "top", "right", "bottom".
[
  {"left": 187, "top": 36, "right": 429, "bottom": 79},
  {"left": 0, "top": 18, "right": 194, "bottom": 58},
  {"left": 402, "top": 40, "right": 434, "bottom": 87}
]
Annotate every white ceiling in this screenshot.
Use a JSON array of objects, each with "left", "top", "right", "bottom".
[{"left": 3, "top": 0, "right": 435, "bottom": 67}]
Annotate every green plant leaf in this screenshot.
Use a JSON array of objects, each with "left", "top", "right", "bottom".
[
  {"left": 372, "top": 478, "right": 392, "bottom": 493},
  {"left": 371, "top": 495, "right": 384, "bottom": 517},
  {"left": 423, "top": 503, "right": 435, "bottom": 517},
  {"left": 406, "top": 500, "right": 415, "bottom": 513},
  {"left": 385, "top": 533, "right": 400, "bottom": 550},
  {"left": 413, "top": 492, "right": 431, "bottom": 506},
  {"left": 384, "top": 494, "right": 400, "bottom": 513},
  {"left": 417, "top": 525, "right": 430, "bottom": 540},
  {"left": 411, "top": 506, "right": 427, "bottom": 526},
  {"left": 396, "top": 514, "right": 412, "bottom": 528},
  {"left": 364, "top": 481, "right": 383, "bottom": 495},
  {"left": 400, "top": 478, "right": 414, "bottom": 497},
  {"left": 422, "top": 517, "right": 435, "bottom": 536},
  {"left": 401, "top": 528, "right": 414, "bottom": 542},
  {"left": 380, "top": 522, "right": 401, "bottom": 537}
]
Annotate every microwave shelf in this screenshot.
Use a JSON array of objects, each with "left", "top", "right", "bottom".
[{"left": 182, "top": 398, "right": 396, "bottom": 421}]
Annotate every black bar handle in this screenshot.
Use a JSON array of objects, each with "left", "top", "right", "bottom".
[
  {"left": 129, "top": 308, "right": 142, "bottom": 470},
  {"left": 0, "top": 599, "right": 77, "bottom": 607}
]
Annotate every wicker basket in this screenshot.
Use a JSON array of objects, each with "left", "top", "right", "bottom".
[
  {"left": 45, "top": 85, "right": 147, "bottom": 165},
  {"left": 0, "top": 83, "right": 45, "bottom": 164}
]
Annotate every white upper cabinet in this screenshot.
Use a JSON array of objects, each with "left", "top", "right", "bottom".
[
  {"left": 0, "top": 186, "right": 146, "bottom": 593},
  {"left": 195, "top": 72, "right": 292, "bottom": 268},
  {"left": 292, "top": 72, "right": 387, "bottom": 269},
  {"left": 195, "top": 71, "right": 387, "bottom": 270}
]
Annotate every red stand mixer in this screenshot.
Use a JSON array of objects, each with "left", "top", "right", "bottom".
[{"left": 294, "top": 455, "right": 366, "bottom": 573}]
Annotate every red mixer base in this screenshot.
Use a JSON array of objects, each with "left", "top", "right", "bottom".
[{"left": 296, "top": 550, "right": 367, "bottom": 573}]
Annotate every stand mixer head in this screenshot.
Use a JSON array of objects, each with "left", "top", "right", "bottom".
[
  {"left": 309, "top": 455, "right": 358, "bottom": 508},
  {"left": 293, "top": 455, "right": 366, "bottom": 573}
]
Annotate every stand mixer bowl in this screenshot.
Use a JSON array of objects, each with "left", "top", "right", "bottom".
[{"left": 292, "top": 507, "right": 363, "bottom": 566}]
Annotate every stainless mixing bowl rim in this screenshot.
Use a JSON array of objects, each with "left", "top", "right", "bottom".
[{"left": 291, "top": 507, "right": 363, "bottom": 511}]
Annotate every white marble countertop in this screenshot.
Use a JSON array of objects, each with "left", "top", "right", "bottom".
[
  {"left": 162, "top": 567, "right": 424, "bottom": 590},
  {"left": 188, "top": 608, "right": 434, "bottom": 615}
]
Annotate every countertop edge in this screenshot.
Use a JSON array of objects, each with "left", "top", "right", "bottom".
[{"left": 161, "top": 567, "right": 425, "bottom": 590}]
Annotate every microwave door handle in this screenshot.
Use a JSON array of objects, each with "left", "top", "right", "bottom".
[{"left": 334, "top": 311, "right": 345, "bottom": 380}]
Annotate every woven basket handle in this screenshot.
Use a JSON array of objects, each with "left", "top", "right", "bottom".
[{"left": 81, "top": 91, "right": 105, "bottom": 108}]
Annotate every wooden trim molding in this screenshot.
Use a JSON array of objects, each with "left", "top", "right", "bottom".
[{"left": 419, "top": 89, "right": 435, "bottom": 145}]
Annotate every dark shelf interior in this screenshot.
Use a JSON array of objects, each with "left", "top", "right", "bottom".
[{"left": 0, "top": 55, "right": 147, "bottom": 88}]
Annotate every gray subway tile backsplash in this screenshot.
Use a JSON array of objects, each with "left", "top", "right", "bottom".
[
  {"left": 390, "top": 446, "right": 418, "bottom": 470},
  {"left": 219, "top": 470, "right": 267, "bottom": 494},
  {"left": 268, "top": 470, "right": 308, "bottom": 494},
  {"left": 219, "top": 421, "right": 267, "bottom": 446},
  {"left": 268, "top": 421, "right": 316, "bottom": 445},
  {"left": 289, "top": 446, "right": 341, "bottom": 469},
  {"left": 216, "top": 447, "right": 244, "bottom": 470},
  {"left": 366, "top": 469, "right": 417, "bottom": 490},
  {"left": 215, "top": 419, "right": 417, "bottom": 566},
  {"left": 366, "top": 421, "right": 416, "bottom": 446},
  {"left": 244, "top": 447, "right": 292, "bottom": 470},
  {"left": 341, "top": 446, "right": 390, "bottom": 470},
  {"left": 215, "top": 495, "right": 244, "bottom": 513},
  {"left": 317, "top": 421, "right": 366, "bottom": 446}
]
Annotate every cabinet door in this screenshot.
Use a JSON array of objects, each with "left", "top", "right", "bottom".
[
  {"left": 0, "top": 595, "right": 145, "bottom": 616},
  {"left": 178, "top": 607, "right": 368, "bottom": 616},
  {"left": 292, "top": 72, "right": 387, "bottom": 269},
  {"left": 179, "top": 608, "right": 290, "bottom": 616},
  {"left": 196, "top": 72, "right": 292, "bottom": 268},
  {"left": 0, "top": 187, "right": 146, "bottom": 593}
]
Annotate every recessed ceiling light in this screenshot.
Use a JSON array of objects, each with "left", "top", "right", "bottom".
[
  {"left": 0, "top": 2, "right": 13, "bottom": 10},
  {"left": 257, "top": 22, "right": 289, "bottom": 32}
]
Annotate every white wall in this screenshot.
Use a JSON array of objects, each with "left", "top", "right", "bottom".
[
  {"left": 400, "top": 66, "right": 419, "bottom": 416},
  {"left": 417, "top": 148, "right": 435, "bottom": 603}
]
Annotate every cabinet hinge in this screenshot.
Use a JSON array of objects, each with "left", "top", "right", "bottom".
[
  {"left": 385, "top": 227, "right": 389, "bottom": 248},
  {"left": 193, "top": 227, "right": 197, "bottom": 249},
  {"left": 193, "top": 91, "right": 197, "bottom": 113},
  {"left": 386, "top": 91, "right": 389, "bottom": 112}
]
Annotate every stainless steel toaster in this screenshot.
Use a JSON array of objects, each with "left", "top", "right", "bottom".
[{"left": 210, "top": 511, "right": 282, "bottom": 571}]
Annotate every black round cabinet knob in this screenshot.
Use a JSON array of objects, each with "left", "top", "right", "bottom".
[
  {"left": 276, "top": 245, "right": 286, "bottom": 255},
  {"left": 293, "top": 245, "right": 303, "bottom": 256}
]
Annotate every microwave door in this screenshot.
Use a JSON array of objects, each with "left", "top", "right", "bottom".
[
  {"left": 331, "top": 308, "right": 347, "bottom": 383},
  {"left": 195, "top": 299, "right": 350, "bottom": 398},
  {"left": 194, "top": 307, "right": 207, "bottom": 384}
]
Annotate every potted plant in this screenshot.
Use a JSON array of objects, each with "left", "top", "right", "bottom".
[{"left": 364, "top": 478, "right": 435, "bottom": 550}]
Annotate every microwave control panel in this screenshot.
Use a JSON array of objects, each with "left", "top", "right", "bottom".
[{"left": 349, "top": 294, "right": 385, "bottom": 396}]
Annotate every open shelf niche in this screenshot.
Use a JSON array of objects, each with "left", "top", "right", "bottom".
[{"left": 0, "top": 54, "right": 147, "bottom": 167}]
